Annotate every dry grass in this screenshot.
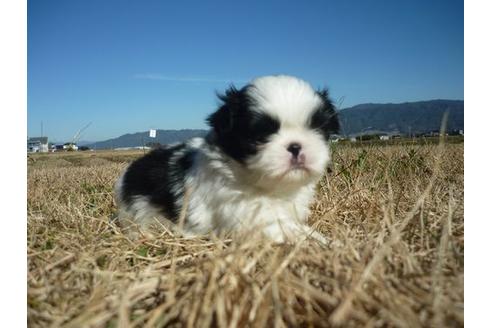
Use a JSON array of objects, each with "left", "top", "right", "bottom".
[{"left": 27, "top": 142, "right": 464, "bottom": 327}]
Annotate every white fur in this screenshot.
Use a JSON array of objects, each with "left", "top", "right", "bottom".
[
  {"left": 115, "top": 75, "right": 333, "bottom": 244},
  {"left": 248, "top": 75, "right": 323, "bottom": 126}
]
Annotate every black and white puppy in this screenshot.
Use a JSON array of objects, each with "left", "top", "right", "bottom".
[{"left": 114, "top": 75, "right": 339, "bottom": 243}]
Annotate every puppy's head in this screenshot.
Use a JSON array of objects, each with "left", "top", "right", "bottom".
[{"left": 207, "top": 75, "right": 339, "bottom": 188}]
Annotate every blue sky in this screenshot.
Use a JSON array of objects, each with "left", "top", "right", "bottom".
[{"left": 28, "top": 0, "right": 463, "bottom": 142}]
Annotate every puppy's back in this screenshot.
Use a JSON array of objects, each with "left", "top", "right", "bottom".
[{"left": 115, "top": 143, "right": 195, "bottom": 226}]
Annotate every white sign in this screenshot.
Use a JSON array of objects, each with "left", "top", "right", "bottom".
[{"left": 149, "top": 129, "right": 156, "bottom": 138}]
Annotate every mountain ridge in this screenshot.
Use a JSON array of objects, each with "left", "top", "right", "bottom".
[
  {"left": 86, "top": 99, "right": 463, "bottom": 149},
  {"left": 337, "top": 99, "right": 463, "bottom": 136}
]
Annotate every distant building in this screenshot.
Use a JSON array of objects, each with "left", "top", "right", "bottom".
[
  {"left": 329, "top": 134, "right": 341, "bottom": 143},
  {"left": 63, "top": 143, "right": 78, "bottom": 151},
  {"left": 379, "top": 135, "right": 390, "bottom": 141},
  {"left": 350, "top": 137, "right": 357, "bottom": 142},
  {"left": 425, "top": 130, "right": 441, "bottom": 137},
  {"left": 51, "top": 144, "right": 64, "bottom": 152},
  {"left": 27, "top": 137, "right": 48, "bottom": 153}
]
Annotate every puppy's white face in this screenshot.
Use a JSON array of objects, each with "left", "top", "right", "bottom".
[
  {"left": 246, "top": 126, "right": 330, "bottom": 186},
  {"left": 208, "top": 75, "right": 339, "bottom": 189},
  {"left": 245, "top": 76, "right": 332, "bottom": 186}
]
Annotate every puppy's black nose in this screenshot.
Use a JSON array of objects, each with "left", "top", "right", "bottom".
[{"left": 287, "top": 143, "right": 302, "bottom": 158}]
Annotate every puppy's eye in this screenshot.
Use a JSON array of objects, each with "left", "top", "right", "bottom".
[
  {"left": 248, "top": 113, "right": 280, "bottom": 143},
  {"left": 309, "top": 107, "right": 339, "bottom": 139}
]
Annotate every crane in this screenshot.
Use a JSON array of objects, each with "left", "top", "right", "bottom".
[{"left": 65, "top": 122, "right": 92, "bottom": 151}]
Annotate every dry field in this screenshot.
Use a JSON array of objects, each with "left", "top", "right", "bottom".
[{"left": 27, "top": 142, "right": 464, "bottom": 327}]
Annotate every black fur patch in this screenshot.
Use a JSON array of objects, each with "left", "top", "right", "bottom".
[
  {"left": 310, "top": 89, "right": 340, "bottom": 140},
  {"left": 121, "top": 144, "right": 196, "bottom": 222},
  {"left": 207, "top": 86, "right": 280, "bottom": 163}
]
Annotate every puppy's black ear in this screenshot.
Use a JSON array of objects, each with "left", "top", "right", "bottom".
[
  {"left": 312, "top": 88, "right": 340, "bottom": 137},
  {"left": 207, "top": 85, "right": 245, "bottom": 136}
]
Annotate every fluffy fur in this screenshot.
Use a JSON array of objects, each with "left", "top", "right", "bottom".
[{"left": 115, "top": 75, "right": 339, "bottom": 243}]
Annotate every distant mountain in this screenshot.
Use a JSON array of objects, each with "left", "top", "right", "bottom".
[
  {"left": 338, "top": 99, "right": 463, "bottom": 136},
  {"left": 85, "top": 100, "right": 464, "bottom": 149},
  {"left": 87, "top": 129, "right": 207, "bottom": 150}
]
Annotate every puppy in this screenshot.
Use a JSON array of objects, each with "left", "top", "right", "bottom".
[{"left": 114, "top": 75, "right": 339, "bottom": 243}]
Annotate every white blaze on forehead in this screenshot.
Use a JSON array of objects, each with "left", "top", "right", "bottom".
[{"left": 247, "top": 75, "right": 322, "bottom": 126}]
